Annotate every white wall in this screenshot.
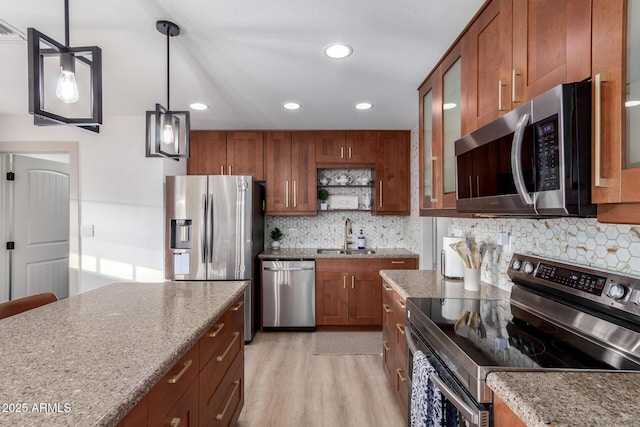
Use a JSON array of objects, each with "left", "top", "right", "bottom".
[{"left": 0, "top": 114, "right": 173, "bottom": 295}]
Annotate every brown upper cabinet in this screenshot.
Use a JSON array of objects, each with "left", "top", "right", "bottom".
[
  {"left": 265, "top": 131, "right": 317, "bottom": 216},
  {"left": 375, "top": 131, "right": 410, "bottom": 215},
  {"left": 316, "top": 131, "right": 377, "bottom": 167},
  {"left": 419, "top": 41, "right": 464, "bottom": 213},
  {"left": 188, "top": 131, "right": 265, "bottom": 180},
  {"left": 592, "top": 0, "right": 640, "bottom": 224}
]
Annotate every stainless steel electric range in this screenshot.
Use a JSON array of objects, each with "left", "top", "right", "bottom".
[{"left": 406, "top": 253, "right": 640, "bottom": 427}]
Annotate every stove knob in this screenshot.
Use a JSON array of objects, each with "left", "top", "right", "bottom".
[
  {"left": 522, "top": 261, "right": 534, "bottom": 274},
  {"left": 607, "top": 283, "right": 628, "bottom": 301},
  {"left": 511, "top": 259, "right": 522, "bottom": 270}
]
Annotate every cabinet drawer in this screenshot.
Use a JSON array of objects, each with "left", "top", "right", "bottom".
[
  {"left": 116, "top": 396, "right": 146, "bottom": 427},
  {"left": 200, "top": 297, "right": 244, "bottom": 364},
  {"left": 157, "top": 376, "right": 199, "bottom": 427},
  {"left": 315, "top": 259, "right": 351, "bottom": 272},
  {"left": 199, "top": 324, "right": 242, "bottom": 396},
  {"left": 148, "top": 344, "right": 200, "bottom": 427},
  {"left": 380, "top": 258, "right": 417, "bottom": 270},
  {"left": 204, "top": 352, "right": 244, "bottom": 427}
]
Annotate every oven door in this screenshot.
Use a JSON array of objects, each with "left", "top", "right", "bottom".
[{"left": 407, "top": 324, "right": 492, "bottom": 427}]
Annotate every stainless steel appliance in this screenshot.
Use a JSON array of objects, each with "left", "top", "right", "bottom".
[
  {"left": 165, "top": 175, "right": 265, "bottom": 342},
  {"left": 455, "top": 81, "right": 594, "bottom": 217},
  {"left": 406, "top": 253, "right": 640, "bottom": 426},
  {"left": 262, "top": 260, "right": 315, "bottom": 329}
]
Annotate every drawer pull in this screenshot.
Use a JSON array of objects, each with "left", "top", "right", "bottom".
[
  {"left": 382, "top": 283, "right": 392, "bottom": 291},
  {"left": 383, "top": 341, "right": 390, "bottom": 352},
  {"left": 216, "top": 380, "right": 241, "bottom": 421},
  {"left": 391, "top": 261, "right": 405, "bottom": 264},
  {"left": 396, "top": 323, "right": 405, "bottom": 336},
  {"left": 397, "top": 299, "right": 406, "bottom": 309},
  {"left": 170, "top": 417, "right": 181, "bottom": 427},
  {"left": 217, "top": 332, "right": 240, "bottom": 362},
  {"left": 396, "top": 368, "right": 406, "bottom": 383},
  {"left": 231, "top": 300, "right": 244, "bottom": 311},
  {"left": 208, "top": 322, "right": 225, "bottom": 338},
  {"left": 167, "top": 359, "right": 193, "bottom": 384},
  {"left": 383, "top": 304, "right": 393, "bottom": 313}
]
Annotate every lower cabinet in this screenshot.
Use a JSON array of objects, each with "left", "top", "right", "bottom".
[
  {"left": 382, "top": 279, "right": 409, "bottom": 415},
  {"left": 117, "top": 295, "right": 244, "bottom": 427},
  {"left": 493, "top": 394, "right": 527, "bottom": 427}
]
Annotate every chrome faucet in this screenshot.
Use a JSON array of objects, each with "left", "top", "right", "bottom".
[{"left": 343, "top": 217, "right": 353, "bottom": 251}]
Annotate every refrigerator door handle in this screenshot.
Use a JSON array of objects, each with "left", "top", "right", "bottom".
[
  {"left": 201, "top": 194, "right": 208, "bottom": 264},
  {"left": 208, "top": 193, "right": 215, "bottom": 264}
]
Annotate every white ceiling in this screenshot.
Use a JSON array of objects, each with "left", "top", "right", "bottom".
[{"left": 0, "top": 0, "right": 484, "bottom": 131}]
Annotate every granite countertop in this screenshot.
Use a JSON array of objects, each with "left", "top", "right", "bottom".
[
  {"left": 381, "top": 269, "right": 640, "bottom": 426},
  {"left": 0, "top": 281, "right": 247, "bottom": 427},
  {"left": 487, "top": 371, "right": 640, "bottom": 427},
  {"left": 259, "top": 247, "right": 419, "bottom": 259},
  {"left": 379, "top": 269, "right": 510, "bottom": 300}
]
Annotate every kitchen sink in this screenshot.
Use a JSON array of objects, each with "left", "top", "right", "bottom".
[{"left": 316, "top": 249, "right": 376, "bottom": 255}]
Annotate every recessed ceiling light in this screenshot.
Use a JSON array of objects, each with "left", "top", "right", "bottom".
[
  {"left": 355, "top": 102, "right": 373, "bottom": 110},
  {"left": 189, "top": 102, "right": 208, "bottom": 110},
  {"left": 324, "top": 43, "right": 353, "bottom": 59},
  {"left": 443, "top": 103, "right": 457, "bottom": 110},
  {"left": 283, "top": 102, "right": 301, "bottom": 110},
  {"left": 625, "top": 100, "right": 640, "bottom": 108}
]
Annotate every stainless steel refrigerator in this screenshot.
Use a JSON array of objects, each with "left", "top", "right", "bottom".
[{"left": 165, "top": 175, "right": 265, "bottom": 342}]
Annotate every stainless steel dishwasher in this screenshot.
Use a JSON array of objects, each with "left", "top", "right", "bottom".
[{"left": 262, "top": 260, "right": 315, "bottom": 329}]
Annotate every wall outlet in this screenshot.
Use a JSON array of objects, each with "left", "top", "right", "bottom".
[
  {"left": 81, "top": 224, "right": 94, "bottom": 237},
  {"left": 497, "top": 231, "right": 510, "bottom": 246}
]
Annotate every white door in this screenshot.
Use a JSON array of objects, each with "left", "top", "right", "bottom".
[{"left": 11, "top": 155, "right": 70, "bottom": 299}]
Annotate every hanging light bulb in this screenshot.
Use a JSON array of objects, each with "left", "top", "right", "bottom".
[
  {"left": 55, "top": 53, "right": 79, "bottom": 103},
  {"left": 160, "top": 113, "right": 175, "bottom": 144}
]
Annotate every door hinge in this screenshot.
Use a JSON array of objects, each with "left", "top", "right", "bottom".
[
  {"left": 6, "top": 241, "right": 14, "bottom": 250},
  {"left": 6, "top": 172, "right": 15, "bottom": 181}
]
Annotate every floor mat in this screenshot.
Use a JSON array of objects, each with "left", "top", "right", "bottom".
[{"left": 313, "top": 331, "right": 383, "bottom": 355}]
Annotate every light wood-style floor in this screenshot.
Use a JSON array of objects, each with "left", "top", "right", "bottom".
[{"left": 237, "top": 331, "right": 405, "bottom": 427}]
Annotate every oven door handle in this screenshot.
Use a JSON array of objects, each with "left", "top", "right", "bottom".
[{"left": 429, "top": 373, "right": 480, "bottom": 427}]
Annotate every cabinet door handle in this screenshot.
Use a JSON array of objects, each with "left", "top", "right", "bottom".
[
  {"left": 217, "top": 332, "right": 240, "bottom": 362},
  {"left": 340, "top": 146, "right": 344, "bottom": 159},
  {"left": 511, "top": 68, "right": 521, "bottom": 103},
  {"left": 383, "top": 304, "right": 393, "bottom": 313},
  {"left": 170, "top": 418, "right": 181, "bottom": 427},
  {"left": 397, "top": 299, "right": 406, "bottom": 309},
  {"left": 167, "top": 359, "right": 193, "bottom": 384},
  {"left": 228, "top": 165, "right": 232, "bottom": 175},
  {"left": 383, "top": 341, "right": 390, "bottom": 352},
  {"left": 594, "top": 72, "right": 609, "bottom": 188},
  {"left": 343, "top": 276, "right": 346, "bottom": 289},
  {"left": 468, "top": 175, "right": 473, "bottom": 198},
  {"left": 293, "top": 180, "right": 297, "bottom": 208},
  {"left": 231, "top": 300, "right": 244, "bottom": 311},
  {"left": 396, "top": 368, "right": 406, "bottom": 383},
  {"left": 476, "top": 175, "right": 480, "bottom": 198},
  {"left": 396, "top": 323, "right": 405, "bottom": 336},
  {"left": 430, "top": 157, "right": 438, "bottom": 202},
  {"left": 498, "top": 79, "right": 507, "bottom": 111},
  {"left": 220, "top": 165, "right": 225, "bottom": 175},
  {"left": 208, "top": 322, "right": 225, "bottom": 338},
  {"left": 348, "top": 146, "right": 352, "bottom": 159},
  {"left": 383, "top": 283, "right": 393, "bottom": 291},
  {"left": 379, "top": 180, "right": 383, "bottom": 208},
  {"left": 285, "top": 181, "right": 289, "bottom": 207},
  {"left": 215, "top": 379, "right": 241, "bottom": 421},
  {"left": 351, "top": 276, "right": 355, "bottom": 289}
]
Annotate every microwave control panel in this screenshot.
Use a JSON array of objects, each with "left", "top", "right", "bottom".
[{"left": 534, "top": 115, "right": 560, "bottom": 192}]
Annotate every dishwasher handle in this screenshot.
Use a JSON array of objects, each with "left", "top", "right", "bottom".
[{"left": 263, "top": 267, "right": 315, "bottom": 272}]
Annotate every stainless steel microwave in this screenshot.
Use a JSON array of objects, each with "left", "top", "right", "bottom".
[{"left": 455, "top": 81, "right": 595, "bottom": 217}]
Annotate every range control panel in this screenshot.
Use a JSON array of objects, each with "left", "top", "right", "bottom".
[{"left": 508, "top": 253, "right": 640, "bottom": 314}]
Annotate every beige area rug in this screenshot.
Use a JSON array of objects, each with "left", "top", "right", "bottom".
[{"left": 313, "top": 331, "right": 383, "bottom": 355}]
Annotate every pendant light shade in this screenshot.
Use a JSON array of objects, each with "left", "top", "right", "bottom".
[
  {"left": 145, "top": 20, "right": 190, "bottom": 159},
  {"left": 27, "top": 0, "right": 102, "bottom": 133}
]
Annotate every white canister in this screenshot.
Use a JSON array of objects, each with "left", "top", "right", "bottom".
[{"left": 441, "top": 236, "right": 465, "bottom": 279}]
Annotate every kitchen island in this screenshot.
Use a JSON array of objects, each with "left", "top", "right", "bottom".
[
  {"left": 0, "top": 281, "right": 246, "bottom": 427},
  {"left": 381, "top": 269, "right": 640, "bottom": 427}
]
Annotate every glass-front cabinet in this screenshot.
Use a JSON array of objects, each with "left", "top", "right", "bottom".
[
  {"left": 592, "top": 0, "right": 640, "bottom": 223},
  {"left": 419, "top": 42, "right": 463, "bottom": 214}
]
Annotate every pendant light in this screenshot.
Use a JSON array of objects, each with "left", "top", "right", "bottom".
[
  {"left": 145, "top": 20, "right": 190, "bottom": 159},
  {"left": 27, "top": 0, "right": 102, "bottom": 132}
]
